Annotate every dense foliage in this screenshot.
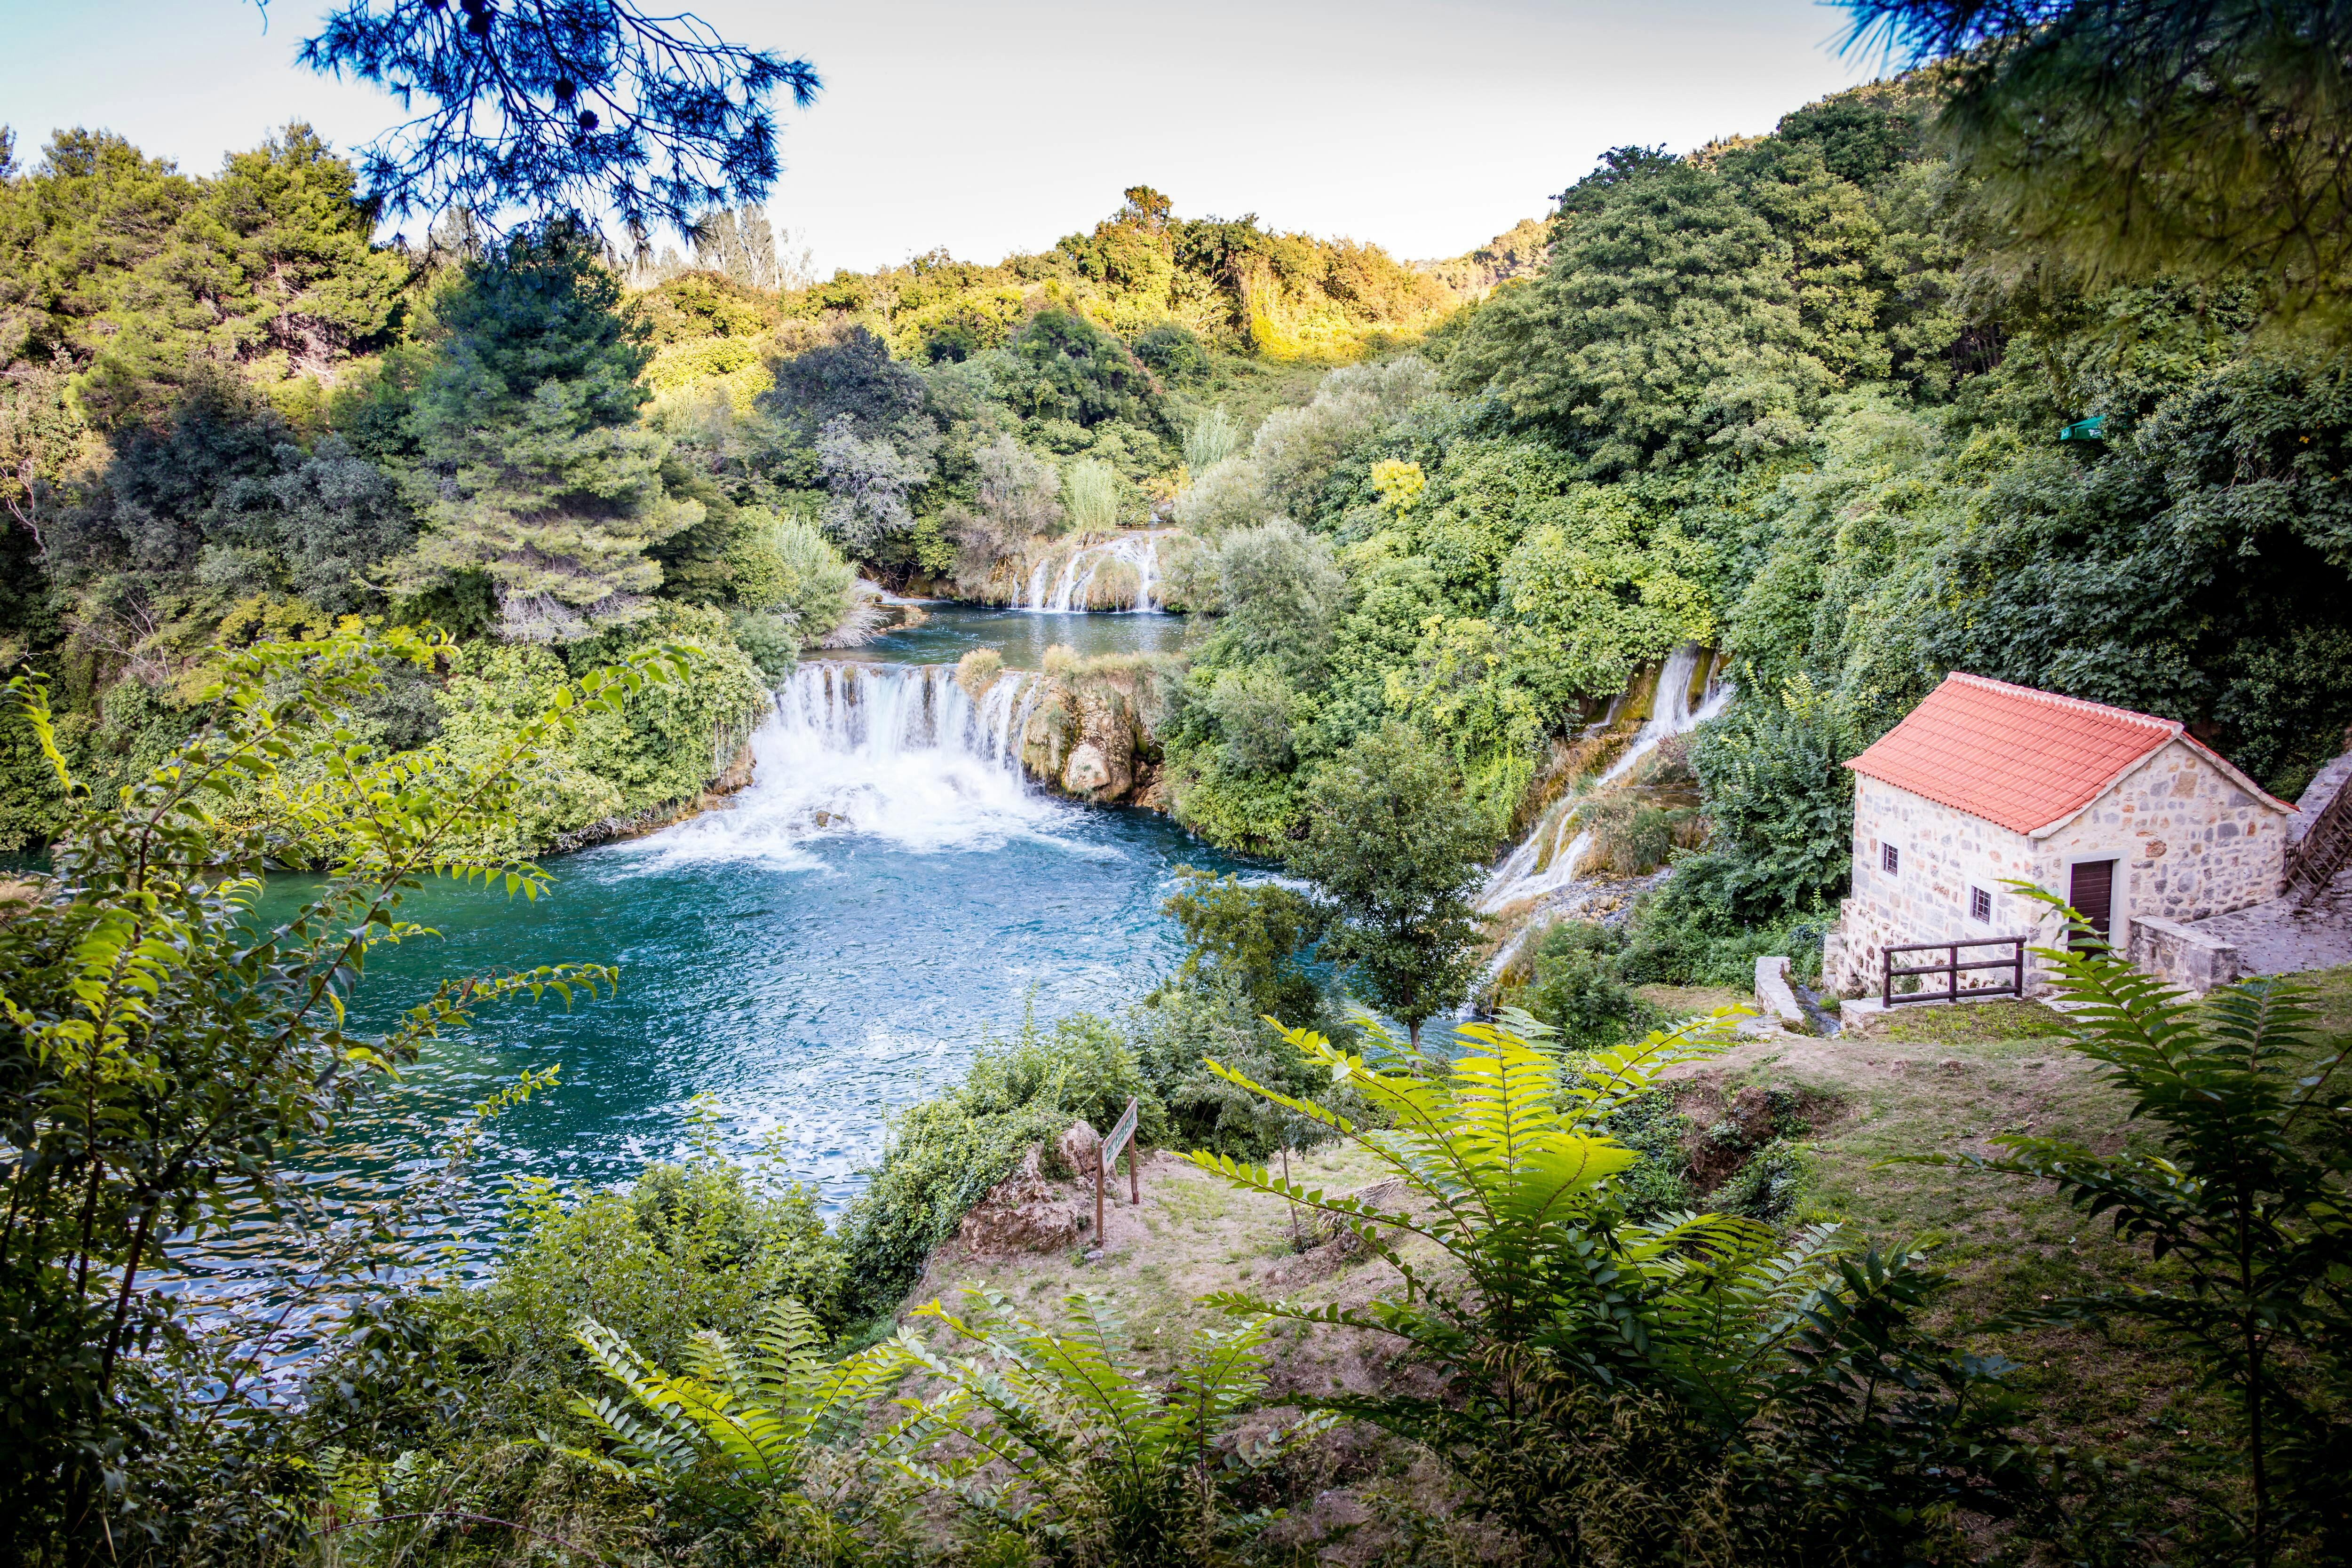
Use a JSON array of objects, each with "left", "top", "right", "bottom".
[
  {"left": 8, "top": 23, "right": 2352, "bottom": 1563},
  {"left": 1195, "top": 1011, "right": 2037, "bottom": 1563},
  {"left": 1917, "top": 895, "right": 2352, "bottom": 1568},
  {"left": 0, "top": 628, "right": 688, "bottom": 1558},
  {"left": 1146, "top": 76, "right": 2352, "bottom": 984}
]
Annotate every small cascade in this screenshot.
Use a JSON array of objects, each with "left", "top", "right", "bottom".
[
  {"left": 1477, "top": 645, "right": 1732, "bottom": 915},
  {"left": 638, "top": 662, "right": 1069, "bottom": 862},
  {"left": 1022, "top": 531, "right": 1167, "bottom": 613}
]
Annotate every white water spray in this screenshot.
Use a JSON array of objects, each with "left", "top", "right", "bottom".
[
  {"left": 1477, "top": 645, "right": 1732, "bottom": 914},
  {"left": 632, "top": 662, "right": 1088, "bottom": 865}
]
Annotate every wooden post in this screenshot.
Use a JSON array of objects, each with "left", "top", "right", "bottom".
[
  {"left": 1128, "top": 1144, "right": 1139, "bottom": 1205},
  {"left": 1099, "top": 1096, "right": 1139, "bottom": 1214},
  {"left": 1280, "top": 1142, "right": 1300, "bottom": 1252},
  {"left": 1093, "top": 1142, "right": 1104, "bottom": 1245},
  {"left": 1947, "top": 942, "right": 1959, "bottom": 1002}
]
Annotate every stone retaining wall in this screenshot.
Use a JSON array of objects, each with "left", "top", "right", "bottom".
[{"left": 2127, "top": 916, "right": 2242, "bottom": 995}]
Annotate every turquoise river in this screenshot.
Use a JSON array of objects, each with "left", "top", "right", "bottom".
[{"left": 256, "top": 608, "right": 1241, "bottom": 1268}]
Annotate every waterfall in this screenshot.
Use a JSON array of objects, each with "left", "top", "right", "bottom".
[
  {"left": 1022, "top": 532, "right": 1166, "bottom": 613},
  {"left": 635, "top": 662, "right": 1073, "bottom": 863},
  {"left": 1476, "top": 645, "right": 1731, "bottom": 914}
]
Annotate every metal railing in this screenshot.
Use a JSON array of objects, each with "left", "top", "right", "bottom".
[{"left": 1881, "top": 936, "right": 2029, "bottom": 1006}]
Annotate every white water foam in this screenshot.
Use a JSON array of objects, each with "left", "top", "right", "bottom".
[
  {"left": 1477, "top": 645, "right": 1732, "bottom": 914},
  {"left": 1023, "top": 531, "right": 1168, "bottom": 613},
  {"left": 629, "top": 662, "right": 1095, "bottom": 866}
]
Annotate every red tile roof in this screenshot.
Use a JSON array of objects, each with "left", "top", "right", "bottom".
[{"left": 1844, "top": 673, "right": 2287, "bottom": 835}]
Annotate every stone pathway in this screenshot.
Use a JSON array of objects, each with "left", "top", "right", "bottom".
[{"left": 2186, "top": 863, "right": 2352, "bottom": 977}]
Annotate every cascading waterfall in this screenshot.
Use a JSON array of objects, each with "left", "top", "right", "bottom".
[
  {"left": 638, "top": 661, "right": 1070, "bottom": 863},
  {"left": 1022, "top": 531, "right": 1166, "bottom": 613},
  {"left": 1477, "top": 644, "right": 1732, "bottom": 915}
]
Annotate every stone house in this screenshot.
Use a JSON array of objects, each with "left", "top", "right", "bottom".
[{"left": 1823, "top": 673, "right": 2295, "bottom": 998}]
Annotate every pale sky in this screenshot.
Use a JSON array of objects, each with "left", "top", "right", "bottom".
[{"left": 1, "top": 0, "right": 1881, "bottom": 275}]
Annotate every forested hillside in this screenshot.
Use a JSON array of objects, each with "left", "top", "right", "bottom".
[
  {"left": 1145, "top": 80, "right": 2352, "bottom": 983},
  {"left": 5, "top": 79, "right": 2348, "bottom": 961},
  {"left": 0, "top": 134, "right": 1508, "bottom": 852}
]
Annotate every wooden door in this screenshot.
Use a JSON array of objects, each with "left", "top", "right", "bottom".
[{"left": 2069, "top": 859, "right": 2116, "bottom": 948}]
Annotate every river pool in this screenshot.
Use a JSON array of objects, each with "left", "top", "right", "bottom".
[{"left": 280, "top": 607, "right": 1235, "bottom": 1259}]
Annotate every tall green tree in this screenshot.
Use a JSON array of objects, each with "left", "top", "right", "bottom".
[
  {"left": 1450, "top": 148, "right": 1832, "bottom": 475},
  {"left": 394, "top": 225, "right": 699, "bottom": 641},
  {"left": 0, "top": 125, "right": 402, "bottom": 428},
  {"left": 1287, "top": 722, "right": 1491, "bottom": 1048}
]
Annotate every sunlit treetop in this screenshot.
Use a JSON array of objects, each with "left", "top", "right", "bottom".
[{"left": 273, "top": 0, "right": 819, "bottom": 243}]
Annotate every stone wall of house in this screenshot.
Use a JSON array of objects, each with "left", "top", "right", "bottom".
[
  {"left": 1828, "top": 778, "right": 2040, "bottom": 997},
  {"left": 2028, "top": 739, "right": 2287, "bottom": 926}
]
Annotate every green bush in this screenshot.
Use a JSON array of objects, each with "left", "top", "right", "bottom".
[
  {"left": 1621, "top": 851, "right": 1831, "bottom": 987},
  {"left": 1687, "top": 674, "right": 1881, "bottom": 918},
  {"left": 1523, "top": 919, "right": 1664, "bottom": 1050},
  {"left": 1594, "top": 1085, "right": 1695, "bottom": 1218},
  {"left": 464, "top": 1106, "right": 848, "bottom": 1423},
  {"left": 1128, "top": 973, "right": 1359, "bottom": 1162}
]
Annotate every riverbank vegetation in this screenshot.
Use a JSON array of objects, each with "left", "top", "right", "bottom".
[
  {"left": 10, "top": 660, "right": 2348, "bottom": 1563},
  {"left": 10, "top": 0, "right": 2352, "bottom": 1561}
]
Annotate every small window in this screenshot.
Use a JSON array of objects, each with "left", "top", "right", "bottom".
[
  {"left": 1882, "top": 843, "right": 1899, "bottom": 875},
  {"left": 1971, "top": 886, "right": 1992, "bottom": 922}
]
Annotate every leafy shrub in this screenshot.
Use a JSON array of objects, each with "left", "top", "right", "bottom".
[
  {"left": 1687, "top": 674, "right": 1881, "bottom": 917},
  {"left": 972, "top": 433, "right": 1063, "bottom": 537},
  {"left": 1008, "top": 307, "right": 1158, "bottom": 427},
  {"left": 1715, "top": 1139, "right": 1807, "bottom": 1222},
  {"left": 1594, "top": 1085, "right": 1695, "bottom": 1218},
  {"left": 1524, "top": 919, "right": 1664, "bottom": 1051},
  {"left": 1062, "top": 456, "right": 1122, "bottom": 532},
  {"left": 1621, "top": 851, "right": 1830, "bottom": 987},
  {"left": 890, "top": 1288, "right": 1328, "bottom": 1567},
  {"left": 466, "top": 1106, "right": 849, "bottom": 1421},
  {"left": 726, "top": 506, "right": 858, "bottom": 648},
  {"left": 1135, "top": 322, "right": 1213, "bottom": 387},
  {"left": 570, "top": 1299, "right": 916, "bottom": 1565}
]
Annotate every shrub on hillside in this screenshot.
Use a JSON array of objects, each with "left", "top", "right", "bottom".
[{"left": 460, "top": 1108, "right": 847, "bottom": 1423}]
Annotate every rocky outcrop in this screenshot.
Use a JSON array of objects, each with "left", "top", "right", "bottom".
[
  {"left": 1016, "top": 669, "right": 1157, "bottom": 806},
  {"left": 930, "top": 1121, "right": 1104, "bottom": 1267},
  {"left": 1057, "top": 1118, "right": 1101, "bottom": 1177},
  {"left": 945, "top": 1141, "right": 1092, "bottom": 1257}
]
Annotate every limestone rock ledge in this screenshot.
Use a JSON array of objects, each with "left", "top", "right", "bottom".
[{"left": 1006, "top": 667, "right": 1164, "bottom": 808}]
